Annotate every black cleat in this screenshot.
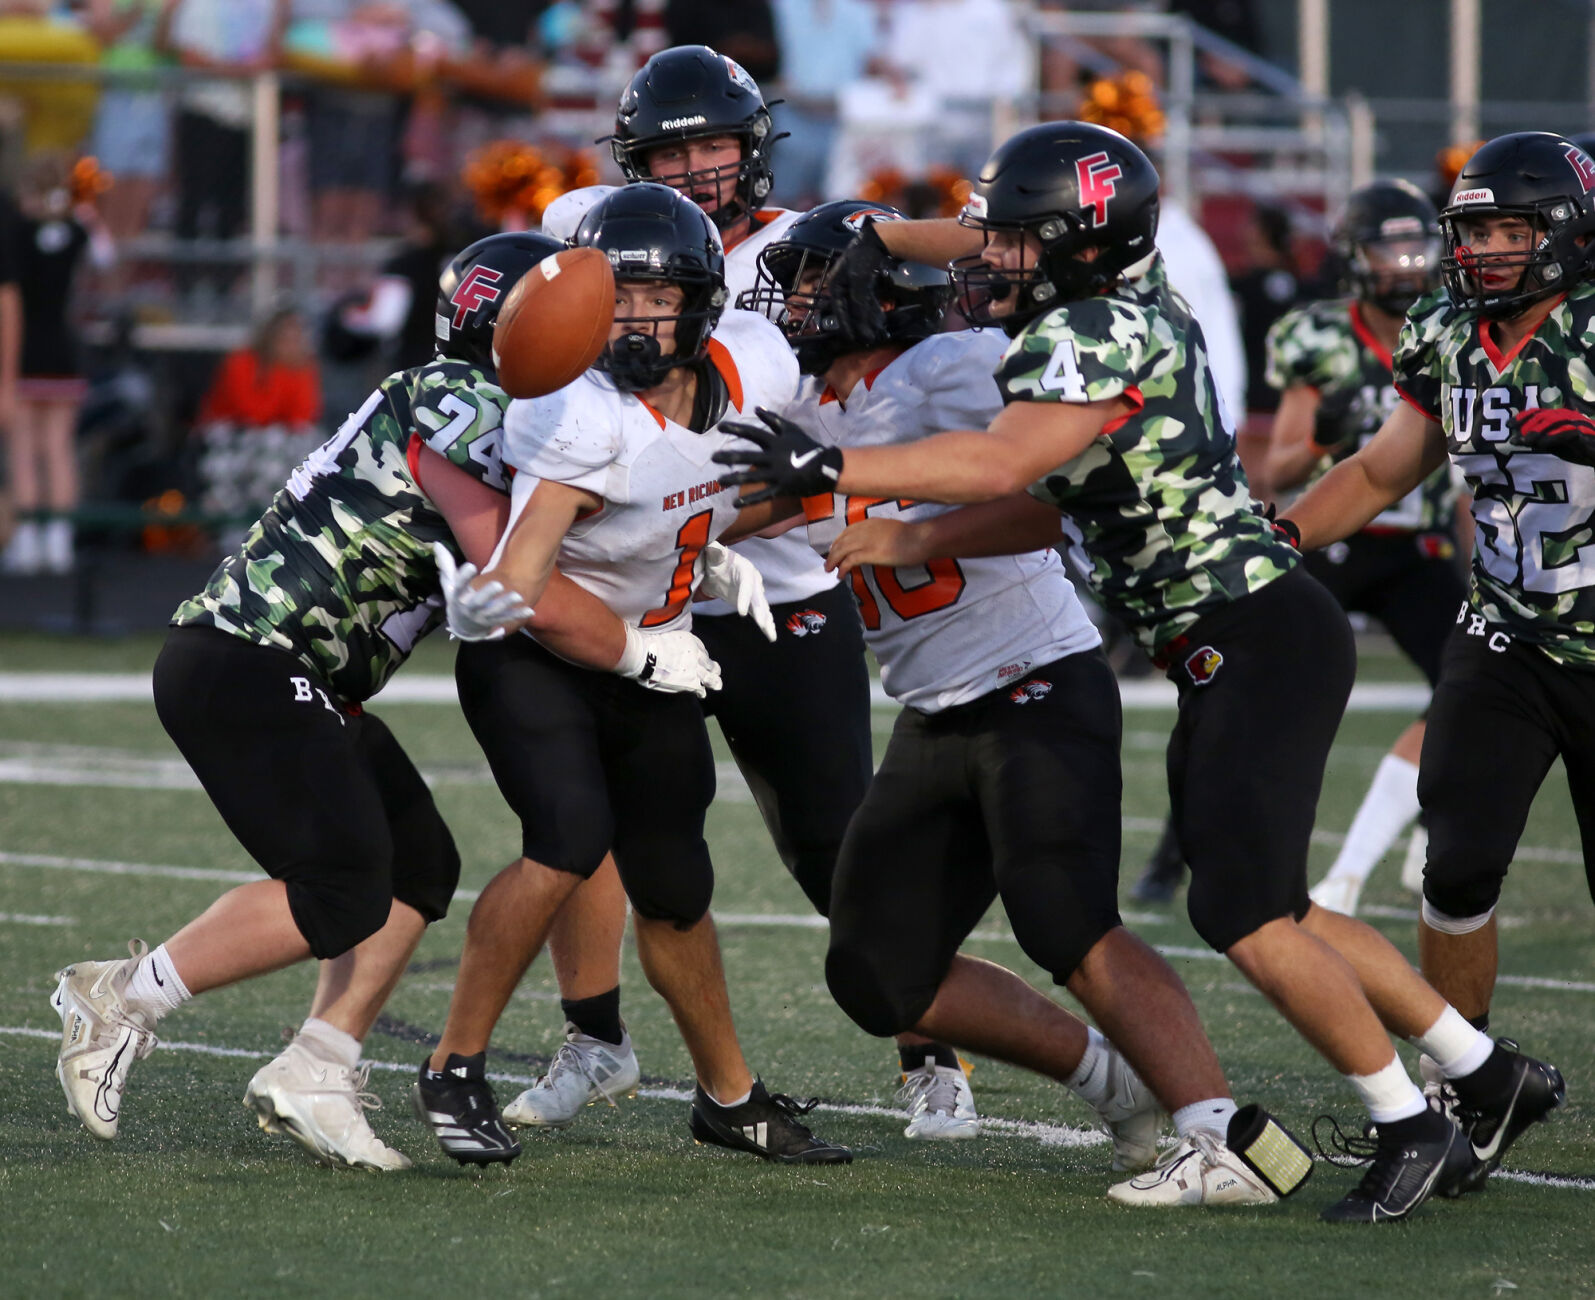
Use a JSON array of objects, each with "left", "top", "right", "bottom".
[
  {"left": 413, "top": 1054, "right": 521, "bottom": 1167},
  {"left": 1319, "top": 1107, "right": 1473, "bottom": 1223},
  {"left": 689, "top": 1080, "right": 853, "bottom": 1165},
  {"left": 1444, "top": 1040, "right": 1565, "bottom": 1196},
  {"left": 1129, "top": 819, "right": 1186, "bottom": 905}
]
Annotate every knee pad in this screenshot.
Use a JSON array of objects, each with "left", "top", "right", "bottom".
[
  {"left": 824, "top": 940, "right": 930, "bottom": 1038},
  {"left": 391, "top": 821, "right": 462, "bottom": 924},
  {"left": 285, "top": 874, "right": 391, "bottom": 959},
  {"left": 521, "top": 817, "right": 613, "bottom": 881},
  {"left": 1421, "top": 851, "right": 1507, "bottom": 923},
  {"left": 616, "top": 840, "right": 714, "bottom": 928}
]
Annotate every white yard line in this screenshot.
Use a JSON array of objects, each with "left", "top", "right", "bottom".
[
  {"left": 3, "top": 1024, "right": 1589, "bottom": 1188},
  {"left": 0, "top": 672, "right": 1434, "bottom": 712}
]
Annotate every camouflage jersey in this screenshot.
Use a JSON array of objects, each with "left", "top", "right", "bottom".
[
  {"left": 173, "top": 358, "right": 510, "bottom": 701},
  {"left": 1395, "top": 283, "right": 1595, "bottom": 668},
  {"left": 1265, "top": 297, "right": 1458, "bottom": 533},
  {"left": 1000, "top": 253, "right": 1298, "bottom": 652}
]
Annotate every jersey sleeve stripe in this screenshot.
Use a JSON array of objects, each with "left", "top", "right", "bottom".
[
  {"left": 1394, "top": 383, "right": 1440, "bottom": 420},
  {"left": 706, "top": 337, "right": 745, "bottom": 413}
]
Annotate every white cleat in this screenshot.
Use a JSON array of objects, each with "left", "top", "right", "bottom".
[
  {"left": 51, "top": 940, "right": 159, "bottom": 1139},
  {"left": 244, "top": 1038, "right": 411, "bottom": 1171},
  {"left": 897, "top": 1061, "right": 979, "bottom": 1140},
  {"left": 1106, "top": 1128, "right": 1278, "bottom": 1206},
  {"left": 1400, "top": 825, "right": 1428, "bottom": 895},
  {"left": 1308, "top": 874, "right": 1364, "bottom": 917},
  {"left": 1095, "top": 1045, "right": 1165, "bottom": 1172},
  {"left": 502, "top": 1022, "right": 640, "bottom": 1129}
]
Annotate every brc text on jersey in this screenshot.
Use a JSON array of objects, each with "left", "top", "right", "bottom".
[{"left": 662, "top": 479, "right": 728, "bottom": 511}]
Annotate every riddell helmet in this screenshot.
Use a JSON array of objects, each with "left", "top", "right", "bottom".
[
  {"left": 608, "top": 45, "right": 779, "bottom": 232},
  {"left": 1439, "top": 131, "right": 1595, "bottom": 317},
  {"left": 951, "top": 121, "right": 1160, "bottom": 336},
  {"left": 740, "top": 200, "right": 953, "bottom": 374},
  {"left": 573, "top": 182, "right": 727, "bottom": 392},
  {"left": 1333, "top": 179, "right": 1442, "bottom": 317},
  {"left": 436, "top": 230, "right": 565, "bottom": 372}
]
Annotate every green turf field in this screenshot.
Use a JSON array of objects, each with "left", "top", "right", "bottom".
[{"left": 0, "top": 631, "right": 1591, "bottom": 1299}]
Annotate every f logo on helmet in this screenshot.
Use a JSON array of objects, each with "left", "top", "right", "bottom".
[
  {"left": 1075, "top": 151, "right": 1124, "bottom": 228},
  {"left": 1565, "top": 145, "right": 1595, "bottom": 194},
  {"left": 450, "top": 265, "right": 504, "bottom": 329}
]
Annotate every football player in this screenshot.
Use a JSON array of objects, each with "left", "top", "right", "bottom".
[
  {"left": 1263, "top": 180, "right": 1465, "bottom": 917},
  {"left": 414, "top": 184, "right": 852, "bottom": 1166},
  {"left": 1280, "top": 131, "right": 1585, "bottom": 1169},
  {"left": 740, "top": 198, "right": 1313, "bottom": 1199},
  {"left": 516, "top": 44, "right": 975, "bottom": 1140},
  {"left": 49, "top": 233, "right": 717, "bottom": 1167},
  {"left": 716, "top": 122, "right": 1557, "bottom": 1222}
]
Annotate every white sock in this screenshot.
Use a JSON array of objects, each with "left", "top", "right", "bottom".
[
  {"left": 1173, "top": 1098, "right": 1238, "bottom": 1138},
  {"left": 709, "top": 1086, "right": 752, "bottom": 1109},
  {"left": 296, "top": 1016, "right": 362, "bottom": 1068},
  {"left": 1409, "top": 1007, "right": 1493, "bottom": 1079},
  {"left": 1064, "top": 1026, "right": 1111, "bottom": 1106},
  {"left": 1346, "top": 1055, "right": 1427, "bottom": 1124},
  {"left": 125, "top": 943, "right": 192, "bottom": 1019},
  {"left": 1325, "top": 754, "right": 1421, "bottom": 884}
]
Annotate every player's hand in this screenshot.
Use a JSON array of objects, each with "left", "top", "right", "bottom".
[
  {"left": 1310, "top": 385, "right": 1363, "bottom": 450},
  {"left": 698, "top": 541, "right": 776, "bottom": 641},
  {"left": 1512, "top": 407, "right": 1595, "bottom": 464},
  {"left": 433, "top": 541, "right": 535, "bottom": 641},
  {"left": 614, "top": 624, "right": 723, "bottom": 697},
  {"left": 825, "top": 219, "right": 892, "bottom": 346},
  {"left": 826, "top": 517, "right": 930, "bottom": 575},
  {"left": 713, "top": 406, "right": 842, "bottom": 506}
]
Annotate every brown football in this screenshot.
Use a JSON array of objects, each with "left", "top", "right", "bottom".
[{"left": 491, "top": 247, "right": 616, "bottom": 398}]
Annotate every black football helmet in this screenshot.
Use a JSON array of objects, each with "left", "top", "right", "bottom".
[
  {"left": 1333, "top": 179, "right": 1441, "bottom": 317},
  {"left": 435, "top": 230, "right": 564, "bottom": 373},
  {"left": 607, "top": 44, "right": 779, "bottom": 232},
  {"left": 573, "top": 182, "right": 727, "bottom": 392},
  {"left": 1439, "top": 131, "right": 1595, "bottom": 317},
  {"left": 740, "top": 201, "right": 953, "bottom": 374},
  {"left": 950, "top": 121, "right": 1160, "bottom": 336}
]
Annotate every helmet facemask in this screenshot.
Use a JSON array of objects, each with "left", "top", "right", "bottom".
[
  {"left": 598, "top": 269, "right": 727, "bottom": 392},
  {"left": 1440, "top": 201, "right": 1595, "bottom": 318},
  {"left": 951, "top": 214, "right": 1111, "bottom": 336},
  {"left": 1350, "top": 234, "right": 1442, "bottom": 317},
  {"left": 613, "top": 118, "right": 776, "bottom": 234}
]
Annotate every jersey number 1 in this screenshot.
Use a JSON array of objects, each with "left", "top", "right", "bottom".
[{"left": 641, "top": 510, "right": 714, "bottom": 627}]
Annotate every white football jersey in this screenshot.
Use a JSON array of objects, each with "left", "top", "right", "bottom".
[
  {"left": 498, "top": 309, "right": 799, "bottom": 629},
  {"left": 698, "top": 205, "right": 835, "bottom": 613},
  {"left": 793, "top": 330, "right": 1100, "bottom": 712}
]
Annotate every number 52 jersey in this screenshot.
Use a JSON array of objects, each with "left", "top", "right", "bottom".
[
  {"left": 1395, "top": 285, "right": 1595, "bottom": 666},
  {"left": 498, "top": 309, "right": 799, "bottom": 628},
  {"left": 793, "top": 330, "right": 1100, "bottom": 712}
]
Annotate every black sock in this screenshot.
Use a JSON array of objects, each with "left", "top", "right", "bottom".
[
  {"left": 1451, "top": 1042, "right": 1515, "bottom": 1105},
  {"left": 562, "top": 986, "right": 624, "bottom": 1045},
  {"left": 1467, "top": 1012, "right": 1490, "bottom": 1034},
  {"left": 425, "top": 1051, "right": 486, "bottom": 1081},
  {"left": 899, "top": 1042, "right": 960, "bottom": 1073},
  {"left": 1379, "top": 1106, "right": 1448, "bottom": 1143}
]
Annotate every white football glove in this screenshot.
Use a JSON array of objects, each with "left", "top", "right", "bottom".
[
  {"left": 433, "top": 541, "right": 535, "bottom": 641},
  {"left": 697, "top": 541, "right": 776, "bottom": 642},
  {"left": 614, "top": 623, "right": 723, "bottom": 697}
]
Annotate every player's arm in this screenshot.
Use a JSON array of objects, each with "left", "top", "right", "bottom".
[
  {"left": 1283, "top": 399, "right": 1446, "bottom": 549},
  {"left": 826, "top": 491, "right": 1063, "bottom": 575},
  {"left": 716, "top": 496, "right": 803, "bottom": 543},
  {"left": 416, "top": 445, "right": 627, "bottom": 668},
  {"left": 1262, "top": 386, "right": 1327, "bottom": 494},
  {"left": 867, "top": 217, "right": 982, "bottom": 266}
]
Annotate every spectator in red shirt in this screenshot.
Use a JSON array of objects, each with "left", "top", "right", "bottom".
[{"left": 200, "top": 306, "right": 321, "bottom": 428}]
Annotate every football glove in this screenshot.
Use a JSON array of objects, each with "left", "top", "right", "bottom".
[
  {"left": 1512, "top": 406, "right": 1595, "bottom": 465},
  {"left": 433, "top": 541, "right": 535, "bottom": 641},
  {"left": 1310, "top": 385, "right": 1365, "bottom": 451},
  {"left": 615, "top": 624, "right": 723, "bottom": 697},
  {"left": 698, "top": 542, "right": 777, "bottom": 642},
  {"left": 713, "top": 406, "right": 842, "bottom": 506},
  {"left": 825, "top": 218, "right": 892, "bottom": 347}
]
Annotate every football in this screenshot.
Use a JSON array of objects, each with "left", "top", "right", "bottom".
[{"left": 491, "top": 247, "right": 616, "bottom": 398}]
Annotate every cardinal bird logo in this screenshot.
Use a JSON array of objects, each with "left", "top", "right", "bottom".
[{"left": 1184, "top": 645, "right": 1224, "bottom": 686}]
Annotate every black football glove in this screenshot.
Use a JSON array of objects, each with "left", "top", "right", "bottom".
[
  {"left": 713, "top": 407, "right": 842, "bottom": 507},
  {"left": 825, "top": 219, "right": 892, "bottom": 347},
  {"left": 1264, "top": 502, "right": 1302, "bottom": 549},
  {"left": 1512, "top": 407, "right": 1595, "bottom": 466},
  {"left": 1310, "top": 385, "right": 1363, "bottom": 451}
]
